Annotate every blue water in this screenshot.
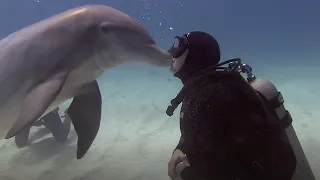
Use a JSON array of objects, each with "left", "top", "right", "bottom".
[{"left": 0, "top": 0, "right": 319, "bottom": 179}]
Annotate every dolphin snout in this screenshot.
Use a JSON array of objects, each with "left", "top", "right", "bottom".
[
  {"left": 159, "top": 49, "right": 173, "bottom": 67},
  {"left": 149, "top": 45, "right": 173, "bottom": 67}
]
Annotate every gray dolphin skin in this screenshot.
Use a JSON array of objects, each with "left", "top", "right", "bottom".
[{"left": 0, "top": 4, "right": 172, "bottom": 159}]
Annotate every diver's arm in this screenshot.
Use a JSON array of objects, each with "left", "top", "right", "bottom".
[
  {"left": 175, "top": 82, "right": 244, "bottom": 180},
  {"left": 169, "top": 134, "right": 188, "bottom": 180},
  {"left": 174, "top": 135, "right": 186, "bottom": 153},
  {"left": 174, "top": 110, "right": 187, "bottom": 154}
]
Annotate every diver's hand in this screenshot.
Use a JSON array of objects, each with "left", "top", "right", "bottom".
[
  {"left": 174, "top": 155, "right": 190, "bottom": 180},
  {"left": 168, "top": 149, "right": 189, "bottom": 180}
]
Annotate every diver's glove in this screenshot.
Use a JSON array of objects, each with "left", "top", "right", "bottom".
[{"left": 168, "top": 149, "right": 190, "bottom": 180}]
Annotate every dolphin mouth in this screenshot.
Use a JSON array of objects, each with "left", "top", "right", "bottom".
[
  {"left": 116, "top": 35, "right": 172, "bottom": 66},
  {"left": 117, "top": 35, "right": 153, "bottom": 54}
]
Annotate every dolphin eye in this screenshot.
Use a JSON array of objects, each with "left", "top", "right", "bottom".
[
  {"left": 142, "top": 35, "right": 155, "bottom": 45},
  {"left": 148, "top": 38, "right": 156, "bottom": 45}
]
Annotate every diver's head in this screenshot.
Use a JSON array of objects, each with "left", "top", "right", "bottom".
[{"left": 168, "top": 31, "right": 220, "bottom": 83}]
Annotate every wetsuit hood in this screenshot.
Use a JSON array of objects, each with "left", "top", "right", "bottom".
[{"left": 173, "top": 31, "right": 221, "bottom": 84}]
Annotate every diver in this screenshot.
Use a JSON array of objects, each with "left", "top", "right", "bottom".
[
  {"left": 166, "top": 31, "right": 299, "bottom": 180},
  {"left": 15, "top": 107, "right": 71, "bottom": 147}
]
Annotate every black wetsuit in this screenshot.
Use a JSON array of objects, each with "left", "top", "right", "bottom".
[
  {"left": 167, "top": 31, "right": 296, "bottom": 180},
  {"left": 171, "top": 71, "right": 296, "bottom": 180}
]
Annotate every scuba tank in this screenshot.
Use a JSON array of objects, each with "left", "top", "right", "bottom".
[{"left": 228, "top": 59, "right": 316, "bottom": 180}]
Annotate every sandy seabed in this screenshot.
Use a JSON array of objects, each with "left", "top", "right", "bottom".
[{"left": 0, "top": 64, "right": 319, "bottom": 180}]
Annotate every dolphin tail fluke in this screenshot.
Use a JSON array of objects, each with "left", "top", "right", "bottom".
[
  {"left": 5, "top": 69, "right": 69, "bottom": 139},
  {"left": 66, "top": 80, "right": 102, "bottom": 159}
]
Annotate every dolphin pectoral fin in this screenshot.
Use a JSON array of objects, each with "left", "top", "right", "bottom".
[
  {"left": 5, "top": 69, "right": 69, "bottom": 139},
  {"left": 66, "top": 80, "right": 102, "bottom": 159}
]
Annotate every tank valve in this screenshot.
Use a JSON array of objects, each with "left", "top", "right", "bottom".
[{"left": 240, "top": 63, "right": 256, "bottom": 82}]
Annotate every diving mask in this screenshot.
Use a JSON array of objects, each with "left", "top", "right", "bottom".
[{"left": 168, "top": 34, "right": 190, "bottom": 58}]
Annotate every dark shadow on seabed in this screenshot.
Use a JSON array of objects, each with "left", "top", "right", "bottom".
[{"left": 8, "top": 128, "right": 78, "bottom": 167}]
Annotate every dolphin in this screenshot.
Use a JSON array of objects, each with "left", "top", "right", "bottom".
[{"left": 0, "top": 4, "right": 172, "bottom": 159}]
